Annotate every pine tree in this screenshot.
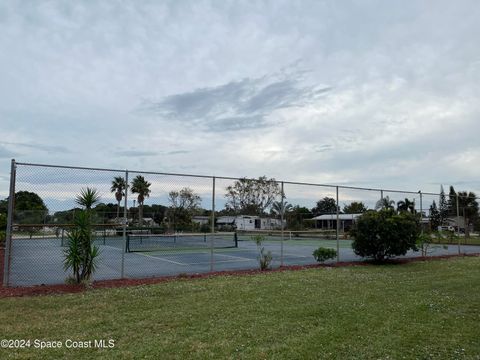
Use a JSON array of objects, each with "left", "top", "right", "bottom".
[
  {"left": 429, "top": 200, "right": 440, "bottom": 230},
  {"left": 439, "top": 185, "right": 448, "bottom": 225},
  {"left": 448, "top": 186, "right": 457, "bottom": 217}
]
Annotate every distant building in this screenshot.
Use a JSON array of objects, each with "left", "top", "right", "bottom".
[
  {"left": 216, "top": 215, "right": 284, "bottom": 231},
  {"left": 192, "top": 216, "right": 210, "bottom": 226},
  {"left": 310, "top": 213, "right": 363, "bottom": 232}
]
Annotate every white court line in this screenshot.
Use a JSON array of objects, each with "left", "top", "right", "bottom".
[
  {"left": 214, "top": 253, "right": 253, "bottom": 261},
  {"left": 132, "top": 252, "right": 188, "bottom": 266},
  {"left": 279, "top": 252, "right": 310, "bottom": 258}
]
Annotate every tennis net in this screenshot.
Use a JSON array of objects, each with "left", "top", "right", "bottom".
[{"left": 126, "top": 232, "right": 237, "bottom": 252}]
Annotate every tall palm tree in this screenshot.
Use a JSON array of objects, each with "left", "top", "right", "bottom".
[
  {"left": 375, "top": 196, "right": 395, "bottom": 210},
  {"left": 110, "top": 176, "right": 126, "bottom": 220},
  {"left": 271, "top": 200, "right": 293, "bottom": 229},
  {"left": 131, "top": 175, "right": 151, "bottom": 226},
  {"left": 75, "top": 187, "right": 101, "bottom": 210},
  {"left": 397, "top": 198, "right": 415, "bottom": 214}
]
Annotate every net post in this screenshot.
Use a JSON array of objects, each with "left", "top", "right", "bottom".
[
  {"left": 336, "top": 186, "right": 340, "bottom": 263},
  {"left": 3, "top": 159, "right": 16, "bottom": 287},
  {"left": 121, "top": 170, "right": 129, "bottom": 278},
  {"left": 280, "top": 181, "right": 284, "bottom": 267},
  {"left": 210, "top": 177, "right": 215, "bottom": 272}
]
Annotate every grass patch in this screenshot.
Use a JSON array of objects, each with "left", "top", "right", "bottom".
[{"left": 1, "top": 257, "right": 479, "bottom": 359}]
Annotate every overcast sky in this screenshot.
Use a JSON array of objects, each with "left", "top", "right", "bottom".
[{"left": 1, "top": 0, "right": 480, "bottom": 202}]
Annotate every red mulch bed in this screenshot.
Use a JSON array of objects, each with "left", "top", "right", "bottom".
[{"left": 0, "top": 253, "right": 479, "bottom": 298}]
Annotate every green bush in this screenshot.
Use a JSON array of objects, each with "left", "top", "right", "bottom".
[
  {"left": 351, "top": 209, "right": 420, "bottom": 262},
  {"left": 0, "top": 213, "right": 7, "bottom": 231},
  {"left": 313, "top": 247, "right": 337, "bottom": 262},
  {"left": 0, "top": 231, "right": 5, "bottom": 248}
]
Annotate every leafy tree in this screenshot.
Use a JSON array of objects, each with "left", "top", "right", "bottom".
[
  {"left": 167, "top": 187, "right": 201, "bottom": 230},
  {"left": 439, "top": 185, "right": 448, "bottom": 225},
  {"left": 397, "top": 198, "right": 415, "bottom": 214},
  {"left": 351, "top": 209, "right": 420, "bottom": 262},
  {"left": 343, "top": 201, "right": 368, "bottom": 214},
  {"left": 312, "top": 197, "right": 338, "bottom": 216},
  {"left": 110, "top": 176, "right": 127, "bottom": 220},
  {"left": 286, "top": 205, "right": 313, "bottom": 230},
  {"left": 0, "top": 198, "right": 7, "bottom": 214},
  {"left": 12, "top": 191, "right": 49, "bottom": 224},
  {"left": 0, "top": 213, "right": 6, "bottom": 230},
  {"left": 131, "top": 175, "right": 152, "bottom": 226},
  {"left": 429, "top": 201, "right": 441, "bottom": 230},
  {"left": 375, "top": 196, "right": 395, "bottom": 210},
  {"left": 457, "top": 191, "right": 478, "bottom": 237},
  {"left": 142, "top": 204, "right": 168, "bottom": 225},
  {"left": 224, "top": 176, "right": 281, "bottom": 215}
]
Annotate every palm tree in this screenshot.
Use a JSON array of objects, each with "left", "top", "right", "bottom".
[
  {"left": 375, "top": 196, "right": 395, "bottom": 210},
  {"left": 131, "top": 175, "right": 151, "bottom": 226},
  {"left": 110, "top": 176, "right": 126, "bottom": 220},
  {"left": 75, "top": 187, "right": 101, "bottom": 210},
  {"left": 271, "top": 200, "right": 293, "bottom": 217},
  {"left": 397, "top": 198, "right": 415, "bottom": 214}
]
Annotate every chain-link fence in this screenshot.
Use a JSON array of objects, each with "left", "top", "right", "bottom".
[{"left": 2, "top": 160, "right": 480, "bottom": 286}]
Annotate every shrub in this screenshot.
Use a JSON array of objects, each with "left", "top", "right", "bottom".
[
  {"left": 252, "top": 235, "right": 273, "bottom": 270},
  {"left": 351, "top": 209, "right": 420, "bottom": 262},
  {"left": 0, "top": 231, "right": 5, "bottom": 248},
  {"left": 313, "top": 247, "right": 337, "bottom": 262}
]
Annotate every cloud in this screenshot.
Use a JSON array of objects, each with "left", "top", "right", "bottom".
[
  {"left": 114, "top": 150, "right": 158, "bottom": 157},
  {"left": 0, "top": 145, "right": 18, "bottom": 159},
  {"left": 0, "top": 141, "right": 70, "bottom": 154},
  {"left": 141, "top": 68, "right": 331, "bottom": 132}
]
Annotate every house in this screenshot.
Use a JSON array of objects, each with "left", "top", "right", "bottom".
[
  {"left": 216, "top": 215, "right": 284, "bottom": 231},
  {"left": 192, "top": 216, "right": 210, "bottom": 226},
  {"left": 310, "top": 213, "right": 363, "bottom": 232}
]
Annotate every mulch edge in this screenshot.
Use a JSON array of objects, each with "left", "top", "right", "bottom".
[{"left": 1, "top": 252, "right": 479, "bottom": 298}]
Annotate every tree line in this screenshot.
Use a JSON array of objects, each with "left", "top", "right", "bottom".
[{"left": 0, "top": 177, "right": 478, "bottom": 233}]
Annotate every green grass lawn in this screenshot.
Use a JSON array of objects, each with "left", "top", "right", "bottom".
[{"left": 1, "top": 257, "right": 479, "bottom": 359}]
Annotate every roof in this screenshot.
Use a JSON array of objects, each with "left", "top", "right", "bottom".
[{"left": 311, "top": 213, "right": 363, "bottom": 220}]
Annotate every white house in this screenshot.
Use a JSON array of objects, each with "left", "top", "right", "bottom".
[{"left": 310, "top": 213, "right": 363, "bottom": 231}]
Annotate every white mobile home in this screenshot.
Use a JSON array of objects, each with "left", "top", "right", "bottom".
[{"left": 216, "top": 215, "right": 284, "bottom": 231}]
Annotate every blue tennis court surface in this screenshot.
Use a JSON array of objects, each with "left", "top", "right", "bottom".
[{"left": 5, "top": 236, "right": 480, "bottom": 286}]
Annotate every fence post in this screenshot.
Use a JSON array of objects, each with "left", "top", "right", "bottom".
[
  {"left": 336, "top": 186, "right": 340, "bottom": 262},
  {"left": 419, "top": 191, "right": 423, "bottom": 234},
  {"left": 280, "top": 182, "right": 284, "bottom": 267},
  {"left": 456, "top": 194, "right": 461, "bottom": 255},
  {"left": 121, "top": 170, "right": 129, "bottom": 278},
  {"left": 210, "top": 177, "right": 215, "bottom": 272},
  {"left": 3, "top": 159, "right": 16, "bottom": 287}
]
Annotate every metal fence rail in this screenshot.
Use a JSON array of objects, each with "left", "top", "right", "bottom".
[{"left": 2, "top": 159, "right": 479, "bottom": 286}]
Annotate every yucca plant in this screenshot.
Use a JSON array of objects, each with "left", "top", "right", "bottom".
[
  {"left": 75, "top": 187, "right": 101, "bottom": 210},
  {"left": 64, "top": 188, "right": 101, "bottom": 284}
]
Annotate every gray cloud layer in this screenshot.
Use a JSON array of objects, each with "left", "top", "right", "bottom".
[
  {"left": 0, "top": 0, "right": 480, "bottom": 199},
  {"left": 142, "top": 69, "right": 331, "bottom": 132}
]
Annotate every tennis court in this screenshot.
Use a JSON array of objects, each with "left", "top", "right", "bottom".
[{"left": 6, "top": 231, "right": 480, "bottom": 286}]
